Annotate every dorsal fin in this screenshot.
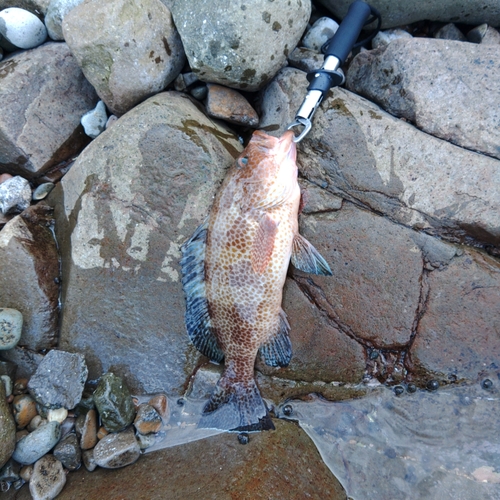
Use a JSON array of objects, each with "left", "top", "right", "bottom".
[
  {"left": 259, "top": 309, "right": 292, "bottom": 367},
  {"left": 180, "top": 220, "right": 224, "bottom": 363},
  {"left": 291, "top": 233, "right": 333, "bottom": 276},
  {"left": 251, "top": 214, "right": 278, "bottom": 274}
]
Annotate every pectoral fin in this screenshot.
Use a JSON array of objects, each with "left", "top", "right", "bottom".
[
  {"left": 291, "top": 233, "right": 333, "bottom": 276},
  {"left": 251, "top": 214, "right": 278, "bottom": 274},
  {"left": 259, "top": 310, "right": 292, "bottom": 367},
  {"left": 180, "top": 220, "right": 224, "bottom": 363}
]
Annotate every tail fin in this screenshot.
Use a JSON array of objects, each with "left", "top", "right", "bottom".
[{"left": 200, "top": 377, "right": 274, "bottom": 432}]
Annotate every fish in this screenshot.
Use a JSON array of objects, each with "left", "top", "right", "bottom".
[{"left": 180, "top": 129, "right": 332, "bottom": 432}]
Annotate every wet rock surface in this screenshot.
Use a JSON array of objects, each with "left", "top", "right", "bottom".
[
  {"left": 0, "top": 204, "right": 60, "bottom": 350},
  {"left": 92, "top": 428, "right": 140, "bottom": 469},
  {"left": 0, "top": 42, "right": 97, "bottom": 179},
  {"left": 346, "top": 38, "right": 500, "bottom": 160}
]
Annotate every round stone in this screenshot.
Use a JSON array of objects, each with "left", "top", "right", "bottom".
[
  {"left": 302, "top": 17, "right": 339, "bottom": 52},
  {"left": 12, "top": 394, "right": 38, "bottom": 429},
  {"left": 93, "top": 429, "right": 140, "bottom": 469},
  {"left": 29, "top": 454, "right": 66, "bottom": 500},
  {"left": 12, "top": 421, "right": 61, "bottom": 465},
  {"left": 407, "top": 383, "right": 417, "bottom": 393},
  {"left": 81, "top": 100, "right": 108, "bottom": 139},
  {"left": 53, "top": 432, "right": 81, "bottom": 470},
  {"left": 0, "top": 308, "right": 23, "bottom": 350},
  {"left": 32, "top": 183, "right": 55, "bottom": 201},
  {"left": 133, "top": 404, "right": 162, "bottom": 435},
  {"left": 0, "top": 8, "right": 47, "bottom": 51}
]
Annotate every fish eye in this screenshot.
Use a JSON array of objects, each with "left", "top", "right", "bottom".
[{"left": 238, "top": 156, "right": 248, "bottom": 168}]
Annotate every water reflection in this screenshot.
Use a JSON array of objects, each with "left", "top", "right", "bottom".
[{"left": 277, "top": 383, "right": 500, "bottom": 500}]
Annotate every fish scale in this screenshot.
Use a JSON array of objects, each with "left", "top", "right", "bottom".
[{"left": 181, "top": 130, "right": 332, "bottom": 432}]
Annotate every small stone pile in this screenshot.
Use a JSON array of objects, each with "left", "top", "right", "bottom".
[{"left": 0, "top": 322, "right": 169, "bottom": 497}]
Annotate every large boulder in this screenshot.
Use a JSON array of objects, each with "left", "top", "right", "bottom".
[
  {"left": 62, "top": 0, "right": 185, "bottom": 115},
  {"left": 0, "top": 42, "right": 97, "bottom": 179},
  {"left": 346, "top": 38, "right": 500, "bottom": 160},
  {"left": 316, "top": 0, "right": 500, "bottom": 30},
  {"left": 172, "top": 0, "right": 311, "bottom": 91},
  {"left": 47, "top": 91, "right": 242, "bottom": 394},
  {"left": 0, "top": 204, "right": 60, "bottom": 350},
  {"left": 259, "top": 68, "right": 500, "bottom": 252}
]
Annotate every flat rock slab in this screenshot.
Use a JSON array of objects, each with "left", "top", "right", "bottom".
[
  {"left": 0, "top": 204, "right": 60, "bottom": 350},
  {"left": 0, "top": 42, "right": 96, "bottom": 179},
  {"left": 347, "top": 38, "right": 500, "bottom": 160},
  {"left": 47, "top": 91, "right": 242, "bottom": 394},
  {"left": 260, "top": 68, "right": 500, "bottom": 251},
  {"left": 316, "top": 0, "right": 500, "bottom": 29},
  {"left": 7, "top": 419, "right": 347, "bottom": 499}
]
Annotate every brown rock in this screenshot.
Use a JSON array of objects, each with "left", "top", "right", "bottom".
[
  {"left": 0, "top": 204, "right": 60, "bottom": 350},
  {"left": 96, "top": 426, "right": 108, "bottom": 441},
  {"left": 148, "top": 394, "right": 169, "bottom": 421},
  {"left": 133, "top": 404, "right": 162, "bottom": 434},
  {"left": 409, "top": 250, "right": 500, "bottom": 384},
  {"left": 206, "top": 83, "right": 259, "bottom": 127},
  {"left": 0, "top": 42, "right": 96, "bottom": 179},
  {"left": 48, "top": 420, "right": 346, "bottom": 499},
  {"left": 12, "top": 394, "right": 37, "bottom": 429},
  {"left": 79, "top": 409, "right": 97, "bottom": 450}
]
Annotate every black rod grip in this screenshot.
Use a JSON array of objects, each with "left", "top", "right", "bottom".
[{"left": 324, "top": 1, "right": 372, "bottom": 65}]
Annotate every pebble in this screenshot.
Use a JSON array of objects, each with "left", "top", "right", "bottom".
[
  {"left": 133, "top": 404, "right": 162, "bottom": 435},
  {"left": 467, "top": 23, "right": 500, "bottom": 45},
  {"left": 13, "top": 378, "right": 29, "bottom": 396},
  {"left": 426, "top": 380, "right": 439, "bottom": 392},
  {"left": 19, "top": 464, "right": 33, "bottom": 482},
  {"left": 12, "top": 421, "right": 61, "bottom": 465},
  {"left": 302, "top": 16, "right": 339, "bottom": 52},
  {"left": 0, "top": 308, "right": 23, "bottom": 350},
  {"left": 47, "top": 407, "right": 68, "bottom": 424},
  {"left": 82, "top": 449, "right": 96, "bottom": 472},
  {"left": 93, "top": 428, "right": 140, "bottom": 469},
  {"left": 32, "top": 183, "right": 55, "bottom": 201},
  {"left": 183, "top": 72, "right": 199, "bottom": 88},
  {"left": 1, "top": 375, "right": 12, "bottom": 397},
  {"left": 12, "top": 394, "right": 38, "bottom": 429},
  {"left": 96, "top": 426, "right": 108, "bottom": 440},
  {"left": 0, "top": 173, "right": 13, "bottom": 184},
  {"left": 28, "top": 350, "right": 88, "bottom": 410},
  {"left": 148, "top": 394, "right": 169, "bottom": 421},
  {"left": 59, "top": 416, "right": 76, "bottom": 439},
  {"left": 372, "top": 29, "right": 412, "bottom": 50},
  {"left": 288, "top": 47, "right": 324, "bottom": 73},
  {"left": 0, "top": 459, "right": 20, "bottom": 482},
  {"left": 93, "top": 372, "right": 135, "bottom": 432},
  {"left": 0, "top": 8, "right": 47, "bottom": 51},
  {"left": 45, "top": 0, "right": 85, "bottom": 41},
  {"left": 0, "top": 177, "right": 31, "bottom": 215},
  {"left": 81, "top": 100, "right": 108, "bottom": 139},
  {"left": 105, "top": 115, "right": 118, "bottom": 129},
  {"left": 29, "top": 454, "right": 66, "bottom": 500},
  {"left": 434, "top": 23, "right": 466, "bottom": 41},
  {"left": 205, "top": 83, "right": 259, "bottom": 127},
  {"left": 79, "top": 409, "right": 97, "bottom": 450},
  {"left": 136, "top": 431, "right": 156, "bottom": 450},
  {"left": 27, "top": 415, "right": 44, "bottom": 432},
  {"left": 16, "top": 429, "right": 29, "bottom": 442},
  {"left": 190, "top": 85, "right": 208, "bottom": 101},
  {"left": 53, "top": 432, "right": 81, "bottom": 470}
]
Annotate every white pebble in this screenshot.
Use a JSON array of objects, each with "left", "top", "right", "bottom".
[
  {"left": 47, "top": 407, "right": 68, "bottom": 423},
  {"left": 372, "top": 29, "right": 412, "bottom": 50},
  {"left": 0, "top": 8, "right": 47, "bottom": 51},
  {"left": 81, "top": 100, "right": 108, "bottom": 138},
  {"left": 0, "top": 308, "right": 23, "bottom": 350},
  {"left": 302, "top": 17, "right": 339, "bottom": 52},
  {"left": 32, "top": 182, "right": 55, "bottom": 201}
]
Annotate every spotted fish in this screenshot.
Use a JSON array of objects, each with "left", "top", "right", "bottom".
[{"left": 180, "top": 130, "right": 332, "bottom": 431}]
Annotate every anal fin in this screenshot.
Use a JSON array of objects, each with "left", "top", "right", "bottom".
[
  {"left": 291, "top": 233, "right": 333, "bottom": 276},
  {"left": 180, "top": 220, "right": 224, "bottom": 363},
  {"left": 259, "top": 309, "right": 292, "bottom": 367}
]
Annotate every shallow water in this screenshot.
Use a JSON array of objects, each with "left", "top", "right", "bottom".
[{"left": 139, "top": 382, "right": 500, "bottom": 499}]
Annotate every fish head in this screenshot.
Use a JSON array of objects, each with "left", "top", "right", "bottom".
[{"left": 235, "top": 130, "right": 297, "bottom": 188}]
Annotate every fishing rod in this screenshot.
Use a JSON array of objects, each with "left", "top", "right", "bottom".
[{"left": 288, "top": 1, "right": 381, "bottom": 142}]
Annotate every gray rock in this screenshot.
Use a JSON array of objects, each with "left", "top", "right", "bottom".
[
  {"left": 189, "top": 84, "right": 207, "bottom": 101},
  {"left": 93, "top": 428, "right": 140, "bottom": 469},
  {"left": 81, "top": 448, "right": 96, "bottom": 471},
  {"left": 32, "top": 183, "right": 55, "bottom": 201},
  {"left": 0, "top": 308, "right": 23, "bottom": 350},
  {"left": 93, "top": 372, "right": 135, "bottom": 433},
  {"left": 0, "top": 205, "right": 60, "bottom": 350},
  {"left": 62, "top": 0, "right": 185, "bottom": 116},
  {"left": 0, "top": 7, "right": 47, "bottom": 51},
  {"left": 172, "top": 0, "right": 311, "bottom": 91},
  {"left": 302, "top": 16, "right": 339, "bottom": 52},
  {"left": 0, "top": 0, "right": 50, "bottom": 16},
  {"left": 0, "top": 458, "right": 20, "bottom": 483},
  {"left": 434, "top": 23, "right": 466, "bottom": 41},
  {"left": 371, "top": 28, "right": 412, "bottom": 49},
  {"left": 288, "top": 47, "right": 324, "bottom": 73},
  {"left": 467, "top": 23, "right": 500, "bottom": 45},
  {"left": 29, "top": 454, "right": 66, "bottom": 500},
  {"left": 0, "top": 381, "right": 16, "bottom": 469},
  {"left": 53, "top": 432, "right": 81, "bottom": 470},
  {"left": 47, "top": 91, "right": 242, "bottom": 395},
  {"left": 0, "top": 42, "right": 98, "bottom": 180},
  {"left": 44, "top": 0, "right": 84, "bottom": 40},
  {"left": 81, "top": 100, "right": 107, "bottom": 139},
  {"left": 260, "top": 68, "right": 500, "bottom": 250},
  {"left": 346, "top": 38, "right": 500, "bottom": 160},
  {"left": 12, "top": 420, "right": 60, "bottom": 465},
  {"left": 0, "top": 176, "right": 31, "bottom": 215},
  {"left": 316, "top": 0, "right": 500, "bottom": 30},
  {"left": 28, "top": 350, "right": 88, "bottom": 409},
  {"left": 0, "top": 348, "right": 43, "bottom": 380}
]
